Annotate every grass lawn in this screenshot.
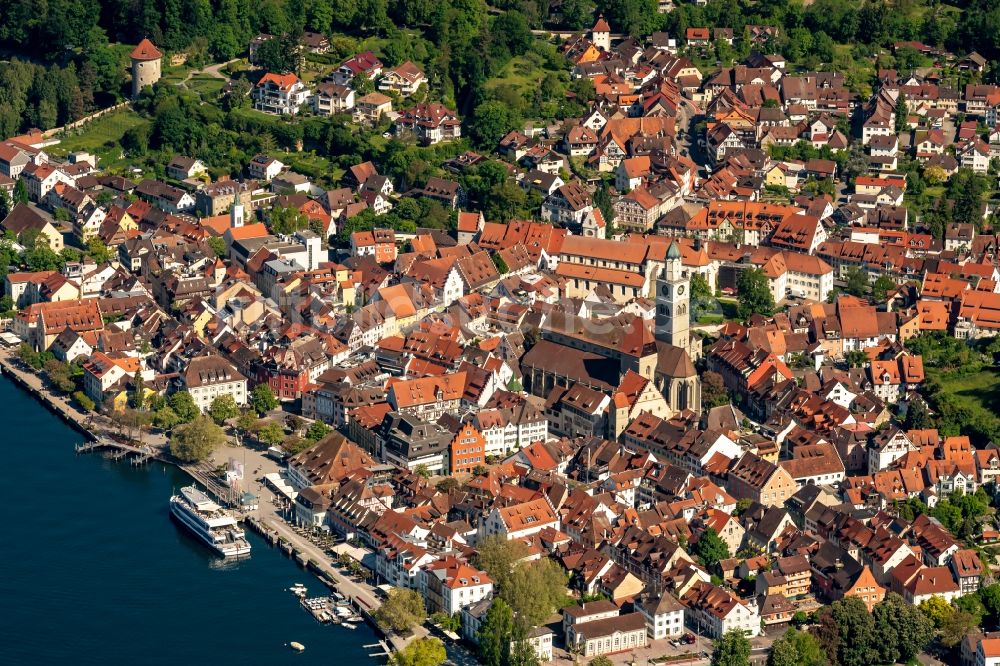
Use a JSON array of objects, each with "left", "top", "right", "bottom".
[
  {"left": 159, "top": 64, "right": 190, "bottom": 86},
  {"left": 484, "top": 55, "right": 553, "bottom": 111},
  {"left": 187, "top": 75, "right": 226, "bottom": 98},
  {"left": 930, "top": 369, "right": 1000, "bottom": 414},
  {"left": 718, "top": 298, "right": 740, "bottom": 320},
  {"left": 47, "top": 108, "right": 150, "bottom": 166},
  {"left": 300, "top": 61, "right": 336, "bottom": 85},
  {"left": 277, "top": 151, "right": 345, "bottom": 187}
]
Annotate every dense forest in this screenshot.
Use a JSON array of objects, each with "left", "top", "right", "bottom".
[
  {"left": 2, "top": 0, "right": 1000, "bottom": 144},
  {"left": 0, "top": 0, "right": 998, "bottom": 134},
  {"left": 2, "top": 0, "right": 998, "bottom": 62}
]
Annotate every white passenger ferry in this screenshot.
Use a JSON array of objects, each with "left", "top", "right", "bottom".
[{"left": 169, "top": 486, "right": 251, "bottom": 557}]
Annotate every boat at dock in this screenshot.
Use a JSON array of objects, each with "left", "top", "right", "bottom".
[
  {"left": 169, "top": 486, "right": 251, "bottom": 558},
  {"left": 300, "top": 596, "right": 338, "bottom": 624},
  {"left": 289, "top": 583, "right": 308, "bottom": 597}
]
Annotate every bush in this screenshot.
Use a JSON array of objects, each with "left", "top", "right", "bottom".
[{"left": 74, "top": 391, "right": 95, "bottom": 412}]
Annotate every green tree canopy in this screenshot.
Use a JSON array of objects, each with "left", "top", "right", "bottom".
[
  {"left": 153, "top": 405, "right": 181, "bottom": 430},
  {"left": 690, "top": 272, "right": 715, "bottom": 319},
  {"left": 268, "top": 205, "right": 310, "bottom": 235},
  {"left": 767, "top": 628, "right": 823, "bottom": 666},
  {"left": 44, "top": 359, "right": 76, "bottom": 393},
  {"left": 250, "top": 384, "right": 279, "bottom": 415},
  {"left": 736, "top": 268, "right": 775, "bottom": 319},
  {"left": 255, "top": 35, "right": 300, "bottom": 74},
  {"left": 874, "top": 593, "right": 933, "bottom": 663},
  {"left": 86, "top": 237, "right": 112, "bottom": 264},
  {"left": 207, "top": 236, "right": 226, "bottom": 259},
  {"left": 474, "top": 536, "right": 566, "bottom": 629},
  {"left": 169, "top": 390, "right": 199, "bottom": 422},
  {"left": 693, "top": 528, "right": 730, "bottom": 569},
  {"left": 469, "top": 101, "right": 519, "bottom": 149},
  {"left": 256, "top": 421, "right": 285, "bottom": 447},
  {"left": 872, "top": 275, "right": 896, "bottom": 302},
  {"left": 376, "top": 588, "right": 427, "bottom": 633},
  {"left": 391, "top": 638, "right": 447, "bottom": 666},
  {"left": 305, "top": 420, "right": 331, "bottom": 442},
  {"left": 474, "top": 535, "right": 530, "bottom": 599},
  {"left": 169, "top": 414, "right": 225, "bottom": 462},
  {"left": 209, "top": 394, "right": 240, "bottom": 424},
  {"left": 478, "top": 597, "right": 515, "bottom": 666},
  {"left": 827, "top": 596, "right": 876, "bottom": 666},
  {"left": 712, "top": 629, "right": 751, "bottom": 666},
  {"left": 844, "top": 266, "right": 869, "bottom": 297}
]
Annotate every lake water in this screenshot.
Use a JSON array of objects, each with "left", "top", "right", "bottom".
[{"left": 0, "top": 374, "right": 383, "bottom": 665}]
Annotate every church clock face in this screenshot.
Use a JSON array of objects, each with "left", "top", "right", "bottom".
[
  {"left": 660, "top": 284, "right": 670, "bottom": 297},
  {"left": 676, "top": 285, "right": 685, "bottom": 296}
]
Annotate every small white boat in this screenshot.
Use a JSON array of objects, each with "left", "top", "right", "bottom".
[
  {"left": 289, "top": 583, "right": 307, "bottom": 596},
  {"left": 342, "top": 622, "right": 358, "bottom": 630},
  {"left": 290, "top": 641, "right": 305, "bottom": 652}
]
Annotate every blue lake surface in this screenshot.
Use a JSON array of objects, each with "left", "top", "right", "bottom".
[{"left": 0, "top": 374, "right": 383, "bottom": 665}]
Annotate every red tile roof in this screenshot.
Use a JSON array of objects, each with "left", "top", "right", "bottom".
[{"left": 130, "top": 38, "right": 162, "bottom": 61}]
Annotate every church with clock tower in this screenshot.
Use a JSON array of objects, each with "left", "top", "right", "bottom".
[
  {"left": 651, "top": 240, "right": 701, "bottom": 415},
  {"left": 655, "top": 241, "right": 697, "bottom": 361}
]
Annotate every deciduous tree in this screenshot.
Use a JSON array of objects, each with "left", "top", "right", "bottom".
[
  {"left": 767, "top": 628, "right": 823, "bottom": 666},
  {"left": 830, "top": 596, "right": 876, "bottom": 666},
  {"left": 872, "top": 275, "right": 896, "bottom": 303},
  {"left": 376, "top": 588, "right": 427, "bottom": 633},
  {"left": 875, "top": 593, "right": 933, "bottom": 663},
  {"left": 693, "top": 528, "right": 730, "bottom": 569},
  {"left": 475, "top": 535, "right": 530, "bottom": 599},
  {"left": 305, "top": 420, "right": 331, "bottom": 442},
  {"left": 169, "top": 414, "right": 224, "bottom": 462},
  {"left": 711, "top": 629, "right": 751, "bottom": 666},
  {"left": 169, "top": 390, "right": 199, "bottom": 422},
  {"left": 469, "top": 100, "right": 519, "bottom": 149},
  {"left": 250, "top": 384, "right": 279, "bottom": 415},
  {"left": 736, "top": 268, "right": 775, "bottom": 319},
  {"left": 44, "top": 359, "right": 76, "bottom": 393},
  {"left": 256, "top": 421, "right": 285, "bottom": 447},
  {"left": 478, "top": 597, "right": 514, "bottom": 666},
  {"left": 702, "top": 371, "right": 729, "bottom": 409},
  {"left": 391, "top": 637, "right": 447, "bottom": 666},
  {"left": 209, "top": 394, "right": 240, "bottom": 424},
  {"left": 153, "top": 405, "right": 180, "bottom": 430}
]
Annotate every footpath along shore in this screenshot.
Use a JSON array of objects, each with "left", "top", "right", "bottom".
[{"left": 0, "top": 348, "right": 426, "bottom": 654}]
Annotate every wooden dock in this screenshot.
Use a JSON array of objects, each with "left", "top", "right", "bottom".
[{"left": 75, "top": 437, "right": 160, "bottom": 466}]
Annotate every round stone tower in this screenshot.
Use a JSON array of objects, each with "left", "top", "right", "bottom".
[{"left": 130, "top": 38, "right": 163, "bottom": 98}]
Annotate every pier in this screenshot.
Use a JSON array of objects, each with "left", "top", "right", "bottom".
[
  {"left": 0, "top": 348, "right": 409, "bottom": 658},
  {"left": 74, "top": 437, "right": 159, "bottom": 466}
]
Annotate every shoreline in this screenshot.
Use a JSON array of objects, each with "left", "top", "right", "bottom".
[{"left": 0, "top": 352, "right": 399, "bottom": 656}]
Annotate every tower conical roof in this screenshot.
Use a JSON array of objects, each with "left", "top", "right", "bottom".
[{"left": 130, "top": 38, "right": 162, "bottom": 61}]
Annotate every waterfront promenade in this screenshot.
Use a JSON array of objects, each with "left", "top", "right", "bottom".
[{"left": 0, "top": 347, "right": 425, "bottom": 654}]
